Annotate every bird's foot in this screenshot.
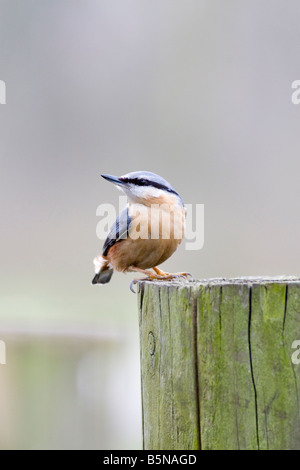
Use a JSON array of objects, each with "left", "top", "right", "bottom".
[
  {"left": 130, "top": 277, "right": 148, "bottom": 293},
  {"left": 129, "top": 268, "right": 193, "bottom": 293},
  {"left": 128, "top": 267, "right": 162, "bottom": 293},
  {"left": 129, "top": 273, "right": 171, "bottom": 293},
  {"left": 153, "top": 266, "right": 193, "bottom": 280}
]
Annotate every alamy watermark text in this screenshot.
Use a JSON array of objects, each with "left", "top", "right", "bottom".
[
  {"left": 0, "top": 80, "right": 6, "bottom": 104},
  {"left": 96, "top": 196, "right": 204, "bottom": 251},
  {"left": 0, "top": 340, "right": 6, "bottom": 365}
]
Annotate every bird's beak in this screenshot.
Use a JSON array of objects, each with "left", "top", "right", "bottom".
[{"left": 101, "top": 174, "right": 126, "bottom": 186}]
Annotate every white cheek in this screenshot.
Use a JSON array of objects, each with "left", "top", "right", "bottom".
[
  {"left": 114, "top": 184, "right": 125, "bottom": 193},
  {"left": 131, "top": 186, "right": 164, "bottom": 199}
]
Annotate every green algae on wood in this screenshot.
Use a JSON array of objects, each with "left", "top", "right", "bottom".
[{"left": 138, "top": 277, "right": 300, "bottom": 450}]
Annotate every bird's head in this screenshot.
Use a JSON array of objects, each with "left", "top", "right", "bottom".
[{"left": 101, "top": 171, "right": 183, "bottom": 206}]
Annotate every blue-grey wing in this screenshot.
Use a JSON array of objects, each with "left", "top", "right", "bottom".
[{"left": 102, "top": 207, "right": 131, "bottom": 256}]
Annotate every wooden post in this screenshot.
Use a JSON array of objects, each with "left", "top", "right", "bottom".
[{"left": 137, "top": 277, "right": 300, "bottom": 450}]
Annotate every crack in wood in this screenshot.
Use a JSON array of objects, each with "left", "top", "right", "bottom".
[
  {"left": 192, "top": 291, "right": 201, "bottom": 450},
  {"left": 248, "top": 286, "right": 260, "bottom": 450}
]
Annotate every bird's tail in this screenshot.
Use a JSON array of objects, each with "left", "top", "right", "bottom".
[{"left": 92, "top": 256, "right": 113, "bottom": 285}]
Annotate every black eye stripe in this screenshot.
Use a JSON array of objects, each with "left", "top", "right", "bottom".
[{"left": 119, "top": 177, "right": 178, "bottom": 196}]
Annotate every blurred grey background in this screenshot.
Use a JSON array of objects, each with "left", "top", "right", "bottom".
[{"left": 0, "top": 0, "right": 300, "bottom": 449}]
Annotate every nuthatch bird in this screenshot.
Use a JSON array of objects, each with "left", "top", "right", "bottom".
[{"left": 92, "top": 171, "right": 191, "bottom": 291}]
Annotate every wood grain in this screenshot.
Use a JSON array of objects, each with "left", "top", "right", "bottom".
[{"left": 138, "top": 277, "right": 300, "bottom": 450}]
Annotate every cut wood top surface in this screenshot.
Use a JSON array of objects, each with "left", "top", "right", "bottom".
[{"left": 138, "top": 275, "right": 300, "bottom": 290}]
